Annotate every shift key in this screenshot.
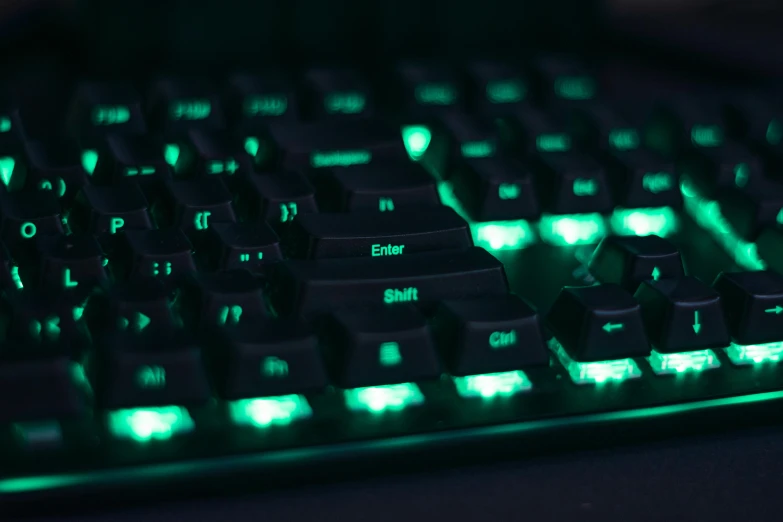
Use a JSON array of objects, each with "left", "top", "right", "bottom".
[{"left": 271, "top": 247, "right": 508, "bottom": 317}]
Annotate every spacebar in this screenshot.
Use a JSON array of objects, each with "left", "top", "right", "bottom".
[{"left": 272, "top": 247, "right": 508, "bottom": 316}]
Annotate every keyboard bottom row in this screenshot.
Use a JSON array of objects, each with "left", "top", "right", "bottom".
[{"left": 4, "top": 351, "right": 783, "bottom": 503}]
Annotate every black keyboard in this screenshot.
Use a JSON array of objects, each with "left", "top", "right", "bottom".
[{"left": 3, "top": 54, "right": 783, "bottom": 506}]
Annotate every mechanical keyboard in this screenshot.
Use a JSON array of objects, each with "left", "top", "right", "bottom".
[{"left": 2, "top": 53, "right": 783, "bottom": 507}]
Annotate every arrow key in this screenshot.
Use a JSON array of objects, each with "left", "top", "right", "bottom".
[
  {"left": 546, "top": 283, "right": 650, "bottom": 362},
  {"left": 713, "top": 271, "right": 783, "bottom": 345},
  {"left": 589, "top": 235, "right": 685, "bottom": 292},
  {"left": 635, "top": 276, "right": 730, "bottom": 354}
]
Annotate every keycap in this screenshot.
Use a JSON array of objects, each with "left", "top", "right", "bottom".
[
  {"left": 466, "top": 61, "right": 529, "bottom": 113},
  {"left": 433, "top": 295, "right": 549, "bottom": 376},
  {"left": 113, "top": 228, "right": 196, "bottom": 283},
  {"left": 532, "top": 152, "right": 614, "bottom": 214},
  {"left": 314, "top": 163, "right": 440, "bottom": 212},
  {"left": 713, "top": 271, "right": 783, "bottom": 345},
  {"left": 70, "top": 183, "right": 153, "bottom": 236},
  {"left": 723, "top": 95, "right": 782, "bottom": 146},
  {"left": 36, "top": 233, "right": 108, "bottom": 290},
  {"left": 719, "top": 182, "right": 783, "bottom": 240},
  {"left": 93, "top": 135, "right": 172, "bottom": 184},
  {"left": 532, "top": 55, "right": 599, "bottom": 102},
  {"left": 147, "top": 78, "right": 224, "bottom": 133},
  {"left": 155, "top": 178, "right": 236, "bottom": 231},
  {"left": 93, "top": 331, "right": 211, "bottom": 409},
  {"left": 208, "top": 321, "right": 327, "bottom": 399},
  {"left": 286, "top": 208, "right": 472, "bottom": 259},
  {"left": 635, "top": 277, "right": 730, "bottom": 353},
  {"left": 450, "top": 158, "right": 540, "bottom": 221},
  {"left": 680, "top": 142, "right": 766, "bottom": 196},
  {"left": 250, "top": 119, "right": 406, "bottom": 171},
  {"left": 179, "top": 270, "right": 268, "bottom": 329},
  {"left": 227, "top": 72, "right": 298, "bottom": 124},
  {"left": 589, "top": 235, "right": 685, "bottom": 292},
  {"left": 67, "top": 82, "right": 146, "bottom": 141},
  {"left": 394, "top": 63, "right": 463, "bottom": 114},
  {"left": 240, "top": 172, "right": 318, "bottom": 226},
  {"left": 0, "top": 190, "right": 64, "bottom": 253},
  {"left": 604, "top": 149, "right": 681, "bottom": 208},
  {"left": 570, "top": 102, "right": 642, "bottom": 152},
  {"left": 24, "top": 139, "right": 90, "bottom": 204},
  {"left": 646, "top": 97, "right": 726, "bottom": 157},
  {"left": 168, "top": 130, "right": 253, "bottom": 179},
  {"left": 85, "top": 279, "right": 177, "bottom": 335},
  {"left": 272, "top": 247, "right": 508, "bottom": 317},
  {"left": 5, "top": 288, "right": 91, "bottom": 348},
  {"left": 0, "top": 355, "right": 91, "bottom": 422},
  {"left": 434, "top": 112, "right": 503, "bottom": 161},
  {"left": 546, "top": 284, "right": 650, "bottom": 361},
  {"left": 325, "top": 305, "right": 440, "bottom": 388},
  {"left": 501, "top": 107, "right": 573, "bottom": 154},
  {"left": 198, "top": 222, "right": 282, "bottom": 272},
  {"left": 303, "top": 68, "right": 373, "bottom": 118}
]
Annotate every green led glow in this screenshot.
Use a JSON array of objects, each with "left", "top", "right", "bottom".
[
  {"left": 648, "top": 349, "right": 720, "bottom": 375},
  {"left": 170, "top": 100, "right": 211, "bottom": 121},
  {"left": 401, "top": 125, "right": 432, "bottom": 161},
  {"left": 438, "top": 181, "right": 536, "bottom": 251},
  {"left": 453, "top": 370, "right": 532, "bottom": 399},
  {"left": 229, "top": 395, "right": 312, "bottom": 428},
  {"left": 726, "top": 342, "right": 783, "bottom": 365},
  {"left": 536, "top": 134, "right": 571, "bottom": 152},
  {"left": 0, "top": 157, "right": 15, "bottom": 188},
  {"left": 549, "top": 338, "right": 641, "bottom": 385},
  {"left": 767, "top": 120, "right": 783, "bottom": 146},
  {"left": 680, "top": 177, "right": 766, "bottom": 270},
  {"left": 311, "top": 150, "right": 371, "bottom": 168},
  {"left": 608, "top": 129, "right": 639, "bottom": 150},
  {"left": 244, "top": 96, "right": 288, "bottom": 117},
  {"left": 0, "top": 116, "right": 11, "bottom": 132},
  {"left": 554, "top": 76, "right": 596, "bottom": 100},
  {"left": 690, "top": 125, "right": 723, "bottom": 147},
  {"left": 460, "top": 141, "right": 495, "bottom": 158},
  {"left": 325, "top": 92, "right": 365, "bottom": 114},
  {"left": 244, "top": 137, "right": 260, "bottom": 157},
  {"left": 414, "top": 83, "right": 456, "bottom": 106},
  {"left": 610, "top": 207, "right": 678, "bottom": 237},
  {"left": 486, "top": 80, "right": 525, "bottom": 104},
  {"left": 163, "top": 144, "right": 180, "bottom": 167},
  {"left": 539, "top": 213, "right": 606, "bottom": 246},
  {"left": 108, "top": 407, "right": 194, "bottom": 442},
  {"left": 93, "top": 105, "right": 130, "bottom": 126},
  {"left": 344, "top": 383, "right": 424, "bottom": 414},
  {"left": 10, "top": 265, "right": 22, "bottom": 289}
]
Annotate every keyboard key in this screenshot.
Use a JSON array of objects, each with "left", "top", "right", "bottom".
[
  {"left": 713, "top": 271, "right": 783, "bottom": 345},
  {"left": 723, "top": 95, "right": 782, "bottom": 146},
  {"left": 272, "top": 247, "right": 508, "bottom": 317},
  {"left": 719, "top": 183, "right": 783, "bottom": 240},
  {"left": 227, "top": 72, "right": 298, "bottom": 124},
  {"left": 570, "top": 102, "right": 642, "bottom": 152},
  {"left": 681, "top": 142, "right": 766, "bottom": 195},
  {"left": 450, "top": 158, "right": 540, "bottom": 221},
  {"left": 209, "top": 321, "right": 327, "bottom": 399},
  {"left": 114, "top": 228, "right": 196, "bottom": 283},
  {"left": 501, "top": 107, "right": 573, "bottom": 154},
  {"left": 70, "top": 183, "right": 153, "bottom": 236},
  {"left": 250, "top": 119, "right": 406, "bottom": 171},
  {"left": 196, "top": 222, "right": 282, "bottom": 272},
  {"left": 547, "top": 284, "right": 650, "bottom": 361},
  {"left": 434, "top": 112, "right": 503, "bottom": 162},
  {"left": 434, "top": 295, "right": 549, "bottom": 376},
  {"left": 147, "top": 78, "right": 224, "bottom": 133},
  {"left": 286, "top": 208, "right": 472, "bottom": 259},
  {"left": 36, "top": 234, "right": 108, "bottom": 290},
  {"left": 314, "top": 163, "right": 440, "bottom": 212},
  {"left": 94, "top": 135, "right": 172, "bottom": 184},
  {"left": 466, "top": 61, "right": 529, "bottom": 112},
  {"left": 180, "top": 270, "right": 268, "bottom": 329},
  {"left": 94, "top": 331, "right": 211, "bottom": 408},
  {"left": 0, "top": 355, "right": 91, "bottom": 422},
  {"left": 532, "top": 55, "right": 598, "bottom": 102},
  {"left": 635, "top": 277, "right": 730, "bottom": 353},
  {"left": 394, "top": 63, "right": 463, "bottom": 114},
  {"left": 86, "top": 279, "right": 177, "bottom": 335},
  {"left": 169, "top": 130, "right": 253, "bottom": 179},
  {"left": 240, "top": 172, "right": 318, "bottom": 226},
  {"left": 67, "top": 82, "right": 146, "bottom": 141},
  {"left": 5, "top": 288, "right": 90, "bottom": 348},
  {"left": 604, "top": 149, "right": 681, "bottom": 208},
  {"left": 0, "top": 191, "right": 64, "bottom": 254},
  {"left": 532, "top": 152, "right": 614, "bottom": 214},
  {"left": 589, "top": 235, "right": 685, "bottom": 292},
  {"left": 155, "top": 178, "right": 236, "bottom": 231},
  {"left": 303, "top": 67, "right": 373, "bottom": 118},
  {"left": 325, "top": 305, "right": 440, "bottom": 388},
  {"left": 24, "top": 139, "right": 90, "bottom": 203},
  {"left": 647, "top": 97, "right": 726, "bottom": 156}
]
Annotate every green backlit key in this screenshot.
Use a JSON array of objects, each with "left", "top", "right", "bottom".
[
  {"left": 394, "top": 63, "right": 463, "bottom": 114},
  {"left": 589, "top": 235, "right": 685, "bottom": 292},
  {"left": 228, "top": 72, "right": 298, "bottom": 125},
  {"left": 499, "top": 107, "right": 573, "bottom": 154},
  {"left": 532, "top": 55, "right": 599, "bottom": 102},
  {"left": 604, "top": 149, "right": 681, "bottom": 209},
  {"left": 179, "top": 269, "right": 269, "bottom": 329},
  {"left": 719, "top": 182, "right": 783, "bottom": 241},
  {"left": 466, "top": 61, "right": 529, "bottom": 113},
  {"left": 569, "top": 102, "right": 642, "bottom": 152},
  {"left": 147, "top": 78, "right": 224, "bottom": 133},
  {"left": 304, "top": 68, "right": 373, "bottom": 118},
  {"left": 714, "top": 270, "right": 783, "bottom": 346},
  {"left": 68, "top": 82, "right": 146, "bottom": 142},
  {"left": 646, "top": 97, "right": 726, "bottom": 157},
  {"left": 531, "top": 152, "right": 614, "bottom": 214},
  {"left": 679, "top": 142, "right": 765, "bottom": 196},
  {"left": 239, "top": 172, "right": 318, "bottom": 227}
]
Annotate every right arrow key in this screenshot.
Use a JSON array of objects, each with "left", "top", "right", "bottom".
[
  {"left": 713, "top": 271, "right": 783, "bottom": 346},
  {"left": 635, "top": 276, "right": 730, "bottom": 357}
]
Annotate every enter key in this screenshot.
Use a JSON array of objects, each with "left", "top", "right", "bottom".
[{"left": 285, "top": 208, "right": 472, "bottom": 259}]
